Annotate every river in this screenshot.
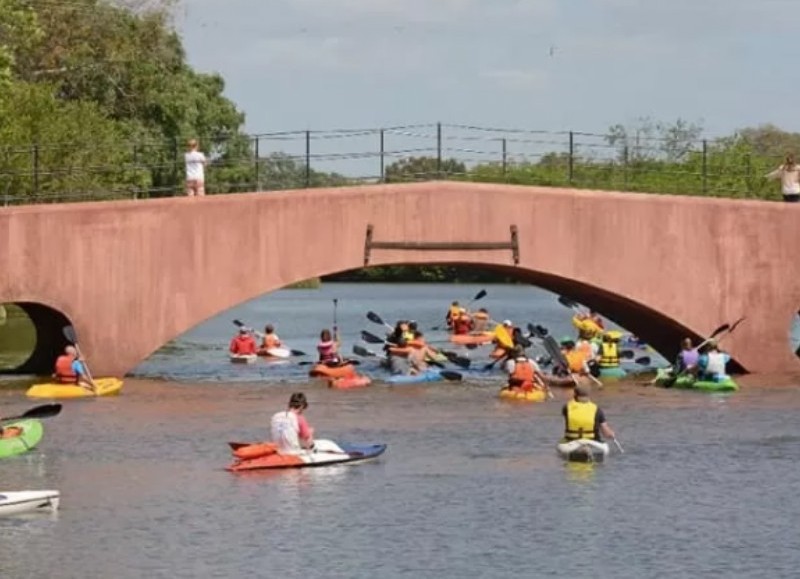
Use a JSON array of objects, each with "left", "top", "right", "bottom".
[{"left": 1, "top": 283, "right": 799, "bottom": 578}]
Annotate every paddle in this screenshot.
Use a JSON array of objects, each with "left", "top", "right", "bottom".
[
  {"left": 360, "top": 330, "right": 472, "bottom": 370},
  {"left": 62, "top": 325, "right": 96, "bottom": 390},
  {"left": 612, "top": 438, "right": 625, "bottom": 454},
  {"left": 231, "top": 320, "right": 306, "bottom": 357},
  {"left": 353, "top": 345, "right": 380, "bottom": 359},
  {"left": 366, "top": 311, "right": 394, "bottom": 331},
  {"left": 299, "top": 359, "right": 360, "bottom": 367},
  {"left": 437, "top": 370, "right": 464, "bottom": 382},
  {"left": 333, "top": 298, "right": 340, "bottom": 346},
  {"left": 431, "top": 289, "right": 487, "bottom": 331},
  {"left": 0, "top": 404, "right": 63, "bottom": 423}
]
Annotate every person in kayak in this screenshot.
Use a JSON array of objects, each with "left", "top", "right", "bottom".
[
  {"left": 261, "top": 324, "right": 282, "bottom": 351},
  {"left": 572, "top": 313, "right": 602, "bottom": 340},
  {"left": 408, "top": 331, "right": 441, "bottom": 373},
  {"left": 675, "top": 337, "right": 699, "bottom": 374},
  {"left": 562, "top": 385, "right": 616, "bottom": 442},
  {"left": 561, "top": 338, "right": 592, "bottom": 377},
  {"left": 472, "top": 308, "right": 491, "bottom": 333},
  {"left": 598, "top": 331, "right": 622, "bottom": 370},
  {"left": 53, "top": 345, "right": 97, "bottom": 391},
  {"left": 271, "top": 392, "right": 315, "bottom": 454},
  {"left": 445, "top": 301, "right": 460, "bottom": 329},
  {"left": 317, "top": 329, "right": 341, "bottom": 364},
  {"left": 697, "top": 340, "right": 730, "bottom": 382},
  {"left": 505, "top": 347, "right": 546, "bottom": 391},
  {"left": 385, "top": 336, "right": 414, "bottom": 375},
  {"left": 452, "top": 309, "right": 473, "bottom": 335},
  {"left": 230, "top": 328, "right": 257, "bottom": 356}
]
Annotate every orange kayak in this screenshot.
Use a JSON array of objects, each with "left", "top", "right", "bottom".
[
  {"left": 226, "top": 439, "right": 388, "bottom": 472},
  {"left": 449, "top": 332, "right": 494, "bottom": 346},
  {"left": 309, "top": 363, "right": 356, "bottom": 378},
  {"left": 329, "top": 375, "right": 372, "bottom": 389}
]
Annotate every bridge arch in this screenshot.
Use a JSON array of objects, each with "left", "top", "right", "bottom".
[
  {"left": 0, "top": 181, "right": 798, "bottom": 376},
  {"left": 0, "top": 302, "right": 72, "bottom": 374}
]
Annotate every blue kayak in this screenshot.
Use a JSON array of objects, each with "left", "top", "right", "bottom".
[{"left": 385, "top": 369, "right": 449, "bottom": 385}]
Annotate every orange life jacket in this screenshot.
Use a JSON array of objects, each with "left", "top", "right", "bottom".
[
  {"left": 55, "top": 354, "right": 77, "bottom": 383},
  {"left": 407, "top": 338, "right": 426, "bottom": 349},
  {"left": 576, "top": 340, "right": 594, "bottom": 361},
  {"left": 565, "top": 350, "right": 587, "bottom": 374},
  {"left": 262, "top": 334, "right": 281, "bottom": 350},
  {"left": 511, "top": 359, "right": 535, "bottom": 383},
  {"left": 388, "top": 345, "right": 413, "bottom": 358}
]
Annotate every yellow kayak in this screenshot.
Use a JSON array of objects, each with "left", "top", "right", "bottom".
[
  {"left": 498, "top": 388, "right": 547, "bottom": 402},
  {"left": 26, "top": 377, "right": 124, "bottom": 399}
]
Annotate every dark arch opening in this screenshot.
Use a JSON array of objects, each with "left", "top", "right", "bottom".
[{"left": 0, "top": 302, "right": 72, "bottom": 375}]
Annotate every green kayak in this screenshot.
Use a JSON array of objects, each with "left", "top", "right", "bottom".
[
  {"left": 0, "top": 419, "right": 44, "bottom": 458},
  {"left": 655, "top": 368, "right": 738, "bottom": 392}
]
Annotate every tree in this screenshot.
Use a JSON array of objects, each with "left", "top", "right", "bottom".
[
  {"left": 606, "top": 117, "right": 704, "bottom": 162},
  {"left": 385, "top": 156, "right": 467, "bottom": 182}
]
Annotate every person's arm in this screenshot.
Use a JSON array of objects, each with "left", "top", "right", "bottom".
[
  {"left": 297, "top": 415, "right": 315, "bottom": 448},
  {"left": 229, "top": 338, "right": 238, "bottom": 354},
  {"left": 72, "top": 359, "right": 96, "bottom": 390},
  {"left": 597, "top": 409, "right": 615, "bottom": 439},
  {"left": 765, "top": 167, "right": 782, "bottom": 179}
]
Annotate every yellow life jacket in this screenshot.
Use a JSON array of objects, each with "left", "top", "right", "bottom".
[
  {"left": 599, "top": 342, "right": 619, "bottom": 367},
  {"left": 493, "top": 325, "right": 513, "bottom": 349},
  {"left": 448, "top": 306, "right": 460, "bottom": 321},
  {"left": 402, "top": 330, "right": 415, "bottom": 342},
  {"left": 564, "top": 399, "right": 598, "bottom": 440},
  {"left": 572, "top": 316, "right": 602, "bottom": 339}
]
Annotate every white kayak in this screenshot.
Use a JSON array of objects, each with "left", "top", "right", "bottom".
[
  {"left": 556, "top": 439, "right": 610, "bottom": 463},
  {"left": 263, "top": 347, "right": 291, "bottom": 359},
  {"left": 230, "top": 354, "right": 258, "bottom": 364},
  {"left": 0, "top": 490, "right": 60, "bottom": 517}
]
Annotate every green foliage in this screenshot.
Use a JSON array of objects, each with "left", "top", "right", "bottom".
[
  {"left": 325, "top": 265, "right": 519, "bottom": 284},
  {"left": 255, "top": 152, "right": 352, "bottom": 191},
  {"left": 385, "top": 156, "right": 467, "bottom": 182}
]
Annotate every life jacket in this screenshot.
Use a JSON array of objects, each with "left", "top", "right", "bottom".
[
  {"left": 511, "top": 358, "right": 535, "bottom": 384},
  {"left": 54, "top": 354, "right": 77, "bottom": 384},
  {"left": 576, "top": 340, "right": 594, "bottom": 362},
  {"left": 408, "top": 338, "right": 426, "bottom": 349},
  {"left": 599, "top": 342, "right": 619, "bottom": 367},
  {"left": 564, "top": 399, "right": 598, "bottom": 440},
  {"left": 230, "top": 335, "right": 257, "bottom": 355},
  {"left": 270, "top": 411, "right": 301, "bottom": 454},
  {"left": 447, "top": 306, "right": 460, "bottom": 325},
  {"left": 679, "top": 349, "right": 699, "bottom": 368},
  {"left": 317, "top": 340, "right": 337, "bottom": 362},
  {"left": 565, "top": 350, "right": 587, "bottom": 374},
  {"left": 572, "top": 316, "right": 602, "bottom": 339},
  {"left": 388, "top": 345, "right": 413, "bottom": 358},
  {"left": 706, "top": 352, "right": 728, "bottom": 376},
  {"left": 453, "top": 315, "right": 472, "bottom": 335},
  {"left": 262, "top": 333, "right": 281, "bottom": 350},
  {"left": 493, "top": 325, "right": 514, "bottom": 349}
]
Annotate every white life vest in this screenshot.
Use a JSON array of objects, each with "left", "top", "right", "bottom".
[
  {"left": 706, "top": 352, "right": 728, "bottom": 376},
  {"left": 270, "top": 411, "right": 301, "bottom": 454}
]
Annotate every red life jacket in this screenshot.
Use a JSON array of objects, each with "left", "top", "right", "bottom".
[
  {"left": 230, "top": 335, "right": 257, "bottom": 355},
  {"left": 511, "top": 359, "right": 535, "bottom": 383},
  {"left": 453, "top": 315, "right": 472, "bottom": 335},
  {"left": 55, "top": 355, "right": 77, "bottom": 383}
]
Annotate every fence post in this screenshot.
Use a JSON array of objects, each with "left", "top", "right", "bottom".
[
  {"left": 568, "top": 131, "right": 574, "bottom": 184},
  {"left": 132, "top": 143, "right": 138, "bottom": 200},
  {"left": 744, "top": 151, "right": 751, "bottom": 197},
  {"left": 305, "top": 130, "right": 311, "bottom": 188},
  {"left": 254, "top": 135, "right": 260, "bottom": 192},
  {"left": 501, "top": 138, "right": 507, "bottom": 178},
  {"left": 623, "top": 145, "right": 629, "bottom": 190},
  {"left": 172, "top": 136, "right": 180, "bottom": 196},
  {"left": 32, "top": 144, "right": 40, "bottom": 199},
  {"left": 436, "top": 122, "right": 442, "bottom": 177},
  {"left": 702, "top": 139, "right": 708, "bottom": 193},
  {"left": 379, "top": 129, "right": 385, "bottom": 183}
]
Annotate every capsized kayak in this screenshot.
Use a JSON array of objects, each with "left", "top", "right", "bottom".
[
  {"left": 599, "top": 366, "right": 626, "bottom": 379},
  {"left": 556, "top": 439, "right": 610, "bottom": 463},
  {"left": 498, "top": 387, "right": 546, "bottom": 402},
  {"left": 26, "top": 377, "right": 123, "bottom": 399},
  {"left": 0, "top": 490, "right": 60, "bottom": 517},
  {"left": 230, "top": 354, "right": 258, "bottom": 364},
  {"left": 386, "top": 369, "right": 452, "bottom": 385},
  {"left": 329, "top": 375, "right": 372, "bottom": 389},
  {"left": 0, "top": 419, "right": 44, "bottom": 459},
  {"left": 654, "top": 368, "right": 739, "bottom": 392},
  {"left": 309, "top": 363, "right": 356, "bottom": 379},
  {"left": 226, "top": 439, "right": 387, "bottom": 472},
  {"left": 257, "top": 347, "right": 291, "bottom": 359},
  {"left": 449, "top": 333, "right": 493, "bottom": 346}
]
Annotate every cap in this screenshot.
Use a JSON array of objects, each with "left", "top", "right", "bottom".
[
  {"left": 503, "top": 320, "right": 512, "bottom": 326},
  {"left": 239, "top": 327, "right": 248, "bottom": 333},
  {"left": 574, "top": 385, "right": 590, "bottom": 398},
  {"left": 560, "top": 336, "right": 574, "bottom": 345}
]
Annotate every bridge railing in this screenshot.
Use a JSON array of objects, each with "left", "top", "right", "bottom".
[{"left": 0, "top": 123, "right": 784, "bottom": 206}]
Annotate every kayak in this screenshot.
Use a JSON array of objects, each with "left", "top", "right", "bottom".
[
  {"left": 498, "top": 387, "right": 546, "bottom": 402},
  {"left": 230, "top": 354, "right": 258, "bottom": 364},
  {"left": 449, "top": 333, "right": 493, "bottom": 346},
  {"left": 309, "top": 363, "right": 356, "bottom": 379},
  {"left": 0, "top": 490, "right": 60, "bottom": 517},
  {"left": 544, "top": 374, "right": 576, "bottom": 388},
  {"left": 556, "top": 439, "right": 610, "bottom": 463},
  {"left": 26, "top": 377, "right": 123, "bottom": 399},
  {"left": 425, "top": 351, "right": 449, "bottom": 364},
  {"left": 0, "top": 420, "right": 44, "bottom": 458},
  {"left": 654, "top": 368, "right": 739, "bottom": 392},
  {"left": 385, "top": 369, "right": 449, "bottom": 385},
  {"left": 329, "top": 375, "right": 372, "bottom": 389},
  {"left": 599, "top": 366, "right": 626, "bottom": 379},
  {"left": 226, "top": 439, "right": 387, "bottom": 472},
  {"left": 257, "top": 347, "right": 291, "bottom": 359}
]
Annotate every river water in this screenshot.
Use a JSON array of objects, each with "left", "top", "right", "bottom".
[{"left": 2, "top": 283, "right": 800, "bottom": 578}]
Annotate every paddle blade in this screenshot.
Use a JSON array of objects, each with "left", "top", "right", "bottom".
[
  {"left": 361, "top": 330, "right": 385, "bottom": 345},
  {"left": 62, "top": 325, "right": 77, "bottom": 344},
  {"left": 558, "top": 296, "right": 579, "bottom": 310},
  {"left": 430, "top": 325, "right": 443, "bottom": 331},
  {"left": 708, "top": 323, "right": 730, "bottom": 339},
  {"left": 232, "top": 319, "right": 245, "bottom": 328},
  {"left": 635, "top": 356, "right": 651, "bottom": 366},
  {"left": 440, "top": 370, "right": 463, "bottom": 381},
  {"left": 442, "top": 351, "right": 471, "bottom": 369},
  {"left": 290, "top": 350, "right": 306, "bottom": 357},
  {"left": 4, "top": 404, "right": 64, "bottom": 422},
  {"left": 228, "top": 442, "right": 252, "bottom": 450},
  {"left": 366, "top": 311, "right": 386, "bottom": 326},
  {"left": 353, "top": 345, "right": 376, "bottom": 358},
  {"left": 472, "top": 289, "right": 488, "bottom": 302},
  {"left": 619, "top": 350, "right": 634, "bottom": 359}
]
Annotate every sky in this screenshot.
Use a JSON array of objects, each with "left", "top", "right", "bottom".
[{"left": 173, "top": 0, "right": 798, "bottom": 170}]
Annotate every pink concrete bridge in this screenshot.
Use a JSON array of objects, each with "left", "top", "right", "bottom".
[{"left": 1, "top": 181, "right": 798, "bottom": 377}]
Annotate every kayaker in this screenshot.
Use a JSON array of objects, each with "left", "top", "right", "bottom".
[
  {"left": 317, "top": 329, "right": 341, "bottom": 364},
  {"left": 387, "top": 321, "right": 410, "bottom": 345},
  {"left": 229, "top": 328, "right": 257, "bottom": 356},
  {"left": 472, "top": 308, "right": 491, "bottom": 333},
  {"left": 562, "top": 385, "right": 616, "bottom": 442},
  {"left": 261, "top": 324, "right": 282, "bottom": 351},
  {"left": 588, "top": 311, "right": 605, "bottom": 330},
  {"left": 385, "top": 336, "right": 412, "bottom": 375},
  {"left": 561, "top": 338, "right": 591, "bottom": 376},
  {"left": 572, "top": 313, "right": 602, "bottom": 340},
  {"left": 598, "top": 331, "right": 622, "bottom": 369},
  {"left": 697, "top": 341, "right": 730, "bottom": 382},
  {"left": 445, "top": 301, "right": 460, "bottom": 329},
  {"left": 270, "top": 392, "right": 315, "bottom": 454},
  {"left": 675, "top": 337, "right": 699, "bottom": 374},
  {"left": 53, "top": 345, "right": 96, "bottom": 391},
  {"left": 452, "top": 309, "right": 473, "bottom": 335},
  {"left": 505, "top": 347, "right": 546, "bottom": 391},
  {"left": 408, "top": 331, "right": 440, "bottom": 373},
  {"left": 576, "top": 337, "right": 600, "bottom": 377}
]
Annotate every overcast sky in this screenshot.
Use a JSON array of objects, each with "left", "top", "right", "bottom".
[{"left": 175, "top": 0, "right": 797, "bottom": 139}]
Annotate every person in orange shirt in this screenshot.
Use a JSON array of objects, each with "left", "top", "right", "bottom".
[
  {"left": 230, "top": 328, "right": 257, "bottom": 355},
  {"left": 261, "top": 324, "right": 282, "bottom": 351}
]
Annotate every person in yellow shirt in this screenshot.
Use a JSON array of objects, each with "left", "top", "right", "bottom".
[{"left": 572, "top": 313, "right": 602, "bottom": 340}]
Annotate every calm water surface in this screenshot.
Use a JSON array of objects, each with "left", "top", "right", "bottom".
[{"left": 2, "top": 283, "right": 799, "bottom": 578}]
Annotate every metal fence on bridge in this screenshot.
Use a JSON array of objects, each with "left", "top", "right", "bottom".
[{"left": 0, "top": 122, "right": 783, "bottom": 206}]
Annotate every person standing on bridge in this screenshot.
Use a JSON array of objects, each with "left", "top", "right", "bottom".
[
  {"left": 766, "top": 153, "right": 800, "bottom": 202},
  {"left": 185, "top": 138, "right": 208, "bottom": 197}
]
